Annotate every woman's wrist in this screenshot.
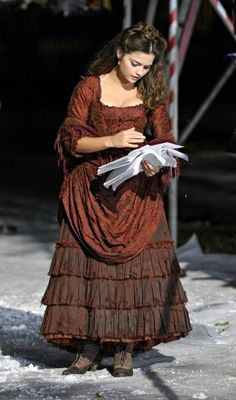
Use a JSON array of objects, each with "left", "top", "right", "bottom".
[{"left": 105, "top": 135, "right": 115, "bottom": 149}]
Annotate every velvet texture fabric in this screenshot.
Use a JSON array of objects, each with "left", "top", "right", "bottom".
[{"left": 40, "top": 76, "right": 191, "bottom": 354}]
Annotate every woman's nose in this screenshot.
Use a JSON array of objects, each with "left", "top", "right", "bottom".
[{"left": 136, "top": 67, "right": 143, "bottom": 76}]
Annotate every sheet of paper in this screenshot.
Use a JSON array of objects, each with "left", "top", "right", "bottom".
[{"left": 97, "top": 142, "right": 188, "bottom": 191}]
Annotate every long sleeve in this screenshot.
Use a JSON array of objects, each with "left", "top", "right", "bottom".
[
  {"left": 150, "top": 103, "right": 180, "bottom": 192},
  {"left": 54, "top": 76, "right": 96, "bottom": 173},
  {"left": 67, "top": 76, "right": 95, "bottom": 121},
  {"left": 150, "top": 103, "right": 175, "bottom": 142}
]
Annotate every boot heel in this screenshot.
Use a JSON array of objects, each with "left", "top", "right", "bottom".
[
  {"left": 112, "top": 367, "right": 133, "bottom": 377},
  {"left": 62, "top": 340, "right": 102, "bottom": 376},
  {"left": 89, "top": 362, "right": 100, "bottom": 371}
]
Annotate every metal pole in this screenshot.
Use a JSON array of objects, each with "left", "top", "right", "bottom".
[
  {"left": 168, "top": 0, "right": 178, "bottom": 245},
  {"left": 123, "top": 0, "right": 132, "bottom": 29},
  {"left": 208, "top": 0, "right": 236, "bottom": 41},
  {"left": 178, "top": 0, "right": 202, "bottom": 75},
  {"left": 145, "top": 0, "right": 159, "bottom": 25},
  {"left": 179, "top": 0, "right": 236, "bottom": 145},
  {"left": 177, "top": 0, "right": 192, "bottom": 41},
  {"left": 233, "top": 0, "right": 236, "bottom": 35},
  {"left": 179, "top": 61, "right": 236, "bottom": 144}
]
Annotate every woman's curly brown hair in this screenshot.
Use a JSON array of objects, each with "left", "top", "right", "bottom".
[{"left": 87, "top": 21, "right": 167, "bottom": 110}]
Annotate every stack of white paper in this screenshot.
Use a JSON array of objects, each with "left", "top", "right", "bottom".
[{"left": 97, "top": 142, "right": 188, "bottom": 191}]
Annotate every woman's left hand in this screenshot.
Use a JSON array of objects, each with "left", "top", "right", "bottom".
[{"left": 141, "top": 160, "right": 160, "bottom": 177}]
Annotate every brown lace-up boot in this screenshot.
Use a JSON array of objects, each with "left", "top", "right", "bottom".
[
  {"left": 112, "top": 342, "right": 134, "bottom": 377},
  {"left": 62, "top": 340, "right": 102, "bottom": 375}
]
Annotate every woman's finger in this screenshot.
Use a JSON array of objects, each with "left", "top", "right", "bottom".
[
  {"left": 129, "top": 138, "right": 145, "bottom": 144},
  {"left": 142, "top": 161, "right": 160, "bottom": 177},
  {"left": 143, "top": 161, "right": 154, "bottom": 171}
]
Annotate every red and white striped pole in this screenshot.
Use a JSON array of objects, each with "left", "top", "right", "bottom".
[
  {"left": 208, "top": 0, "right": 235, "bottom": 41},
  {"left": 168, "top": 0, "right": 178, "bottom": 139},
  {"left": 168, "top": 0, "right": 178, "bottom": 244}
]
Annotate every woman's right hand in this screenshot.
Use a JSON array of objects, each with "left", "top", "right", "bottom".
[{"left": 110, "top": 127, "right": 145, "bottom": 149}]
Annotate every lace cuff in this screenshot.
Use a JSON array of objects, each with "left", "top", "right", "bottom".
[{"left": 54, "top": 117, "right": 92, "bottom": 174}]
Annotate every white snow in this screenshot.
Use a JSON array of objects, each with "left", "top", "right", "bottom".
[
  {"left": 0, "top": 201, "right": 236, "bottom": 399},
  {"left": 192, "top": 394, "right": 208, "bottom": 400}
]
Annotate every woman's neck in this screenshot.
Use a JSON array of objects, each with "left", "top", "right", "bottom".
[{"left": 109, "top": 68, "right": 135, "bottom": 91}]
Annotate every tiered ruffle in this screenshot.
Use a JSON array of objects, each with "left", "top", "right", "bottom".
[{"left": 40, "top": 216, "right": 191, "bottom": 354}]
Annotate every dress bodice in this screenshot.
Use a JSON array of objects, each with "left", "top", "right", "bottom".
[
  {"left": 66, "top": 75, "right": 173, "bottom": 144},
  {"left": 88, "top": 77, "right": 148, "bottom": 136},
  {"left": 67, "top": 76, "right": 148, "bottom": 137}
]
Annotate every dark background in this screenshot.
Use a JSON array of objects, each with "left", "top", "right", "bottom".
[
  {"left": 0, "top": 0, "right": 236, "bottom": 251},
  {"left": 0, "top": 0, "right": 235, "bottom": 151}
]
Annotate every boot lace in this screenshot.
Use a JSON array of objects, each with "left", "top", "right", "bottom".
[{"left": 120, "top": 350, "right": 127, "bottom": 366}]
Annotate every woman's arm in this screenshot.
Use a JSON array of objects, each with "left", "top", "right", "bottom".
[
  {"left": 150, "top": 103, "right": 174, "bottom": 141},
  {"left": 75, "top": 127, "right": 145, "bottom": 153},
  {"left": 141, "top": 104, "right": 173, "bottom": 177}
]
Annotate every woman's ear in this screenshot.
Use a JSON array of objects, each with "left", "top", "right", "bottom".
[{"left": 116, "top": 48, "right": 122, "bottom": 61}]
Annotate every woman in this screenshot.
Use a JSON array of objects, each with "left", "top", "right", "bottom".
[{"left": 40, "top": 21, "right": 191, "bottom": 377}]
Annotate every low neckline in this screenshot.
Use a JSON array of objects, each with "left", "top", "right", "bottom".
[{"left": 97, "top": 76, "right": 145, "bottom": 110}]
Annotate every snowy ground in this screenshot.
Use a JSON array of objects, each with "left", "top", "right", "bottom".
[
  {"left": 0, "top": 193, "right": 235, "bottom": 400},
  {"left": 0, "top": 148, "right": 236, "bottom": 400}
]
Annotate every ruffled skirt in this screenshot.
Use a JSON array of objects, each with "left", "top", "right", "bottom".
[{"left": 40, "top": 209, "right": 191, "bottom": 354}]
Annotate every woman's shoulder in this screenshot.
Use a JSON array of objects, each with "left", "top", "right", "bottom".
[
  {"left": 76, "top": 75, "right": 99, "bottom": 91},
  {"left": 152, "top": 102, "right": 167, "bottom": 113},
  {"left": 70, "top": 75, "right": 99, "bottom": 103}
]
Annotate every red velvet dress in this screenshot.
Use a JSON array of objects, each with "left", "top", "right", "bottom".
[{"left": 40, "top": 76, "right": 191, "bottom": 354}]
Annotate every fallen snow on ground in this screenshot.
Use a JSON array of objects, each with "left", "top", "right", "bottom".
[{"left": 0, "top": 203, "right": 236, "bottom": 399}]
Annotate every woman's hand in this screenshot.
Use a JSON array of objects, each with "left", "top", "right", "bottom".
[
  {"left": 110, "top": 127, "right": 145, "bottom": 149},
  {"left": 141, "top": 160, "right": 160, "bottom": 177}
]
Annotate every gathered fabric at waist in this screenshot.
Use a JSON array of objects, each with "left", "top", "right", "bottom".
[{"left": 59, "top": 154, "right": 165, "bottom": 264}]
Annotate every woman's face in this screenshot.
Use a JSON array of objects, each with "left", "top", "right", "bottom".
[{"left": 117, "top": 50, "right": 155, "bottom": 84}]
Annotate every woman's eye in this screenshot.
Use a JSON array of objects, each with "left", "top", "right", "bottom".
[{"left": 131, "top": 62, "right": 139, "bottom": 66}]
